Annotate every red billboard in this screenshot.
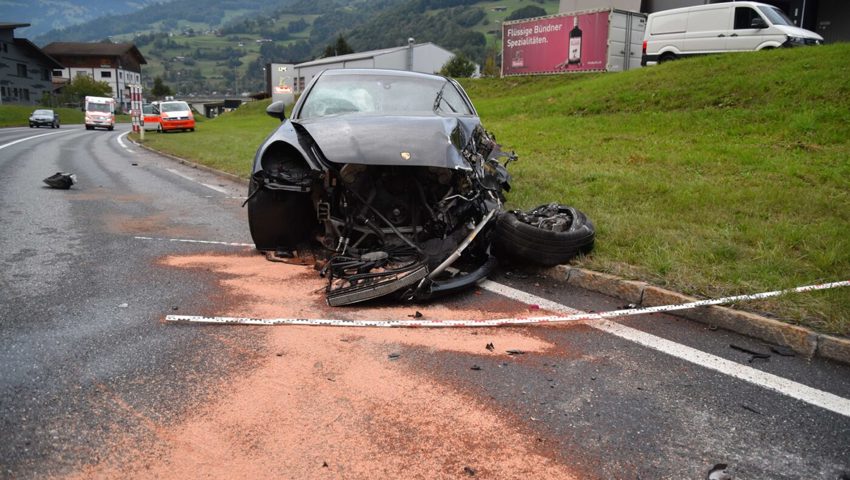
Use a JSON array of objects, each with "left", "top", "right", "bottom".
[{"left": 502, "top": 11, "right": 610, "bottom": 76}]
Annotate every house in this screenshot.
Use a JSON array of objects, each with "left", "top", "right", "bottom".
[
  {"left": 42, "top": 42, "right": 147, "bottom": 112},
  {"left": 0, "top": 23, "right": 63, "bottom": 105}
]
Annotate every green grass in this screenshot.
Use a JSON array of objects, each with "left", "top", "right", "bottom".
[
  {"left": 133, "top": 44, "right": 850, "bottom": 335},
  {"left": 0, "top": 105, "right": 86, "bottom": 127}
]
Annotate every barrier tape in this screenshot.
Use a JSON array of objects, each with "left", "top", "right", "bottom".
[{"left": 165, "top": 279, "right": 850, "bottom": 328}]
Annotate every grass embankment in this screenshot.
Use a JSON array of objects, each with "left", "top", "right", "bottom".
[
  {"left": 0, "top": 105, "right": 85, "bottom": 127},
  {"left": 133, "top": 44, "right": 850, "bottom": 335}
]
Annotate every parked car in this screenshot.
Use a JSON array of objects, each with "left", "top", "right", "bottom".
[
  {"left": 157, "top": 100, "right": 195, "bottom": 132},
  {"left": 247, "top": 69, "right": 595, "bottom": 306},
  {"left": 642, "top": 1, "right": 823, "bottom": 65},
  {"left": 29, "top": 109, "right": 59, "bottom": 128},
  {"left": 142, "top": 103, "right": 161, "bottom": 131}
]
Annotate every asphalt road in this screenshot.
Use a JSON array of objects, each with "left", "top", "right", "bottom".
[{"left": 1, "top": 124, "right": 848, "bottom": 479}]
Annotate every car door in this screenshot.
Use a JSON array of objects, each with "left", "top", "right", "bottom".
[
  {"left": 683, "top": 5, "right": 731, "bottom": 53},
  {"left": 728, "top": 6, "right": 765, "bottom": 51}
]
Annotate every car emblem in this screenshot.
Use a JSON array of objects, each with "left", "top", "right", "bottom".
[{"left": 400, "top": 152, "right": 411, "bottom": 160}]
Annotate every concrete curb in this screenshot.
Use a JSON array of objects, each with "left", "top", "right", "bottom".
[
  {"left": 131, "top": 140, "right": 850, "bottom": 366},
  {"left": 545, "top": 265, "right": 850, "bottom": 365}
]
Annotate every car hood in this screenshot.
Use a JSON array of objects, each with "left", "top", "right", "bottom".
[
  {"left": 775, "top": 24, "right": 823, "bottom": 40},
  {"left": 296, "top": 114, "right": 472, "bottom": 170}
]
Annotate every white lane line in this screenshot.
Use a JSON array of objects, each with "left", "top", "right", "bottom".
[
  {"left": 201, "top": 183, "right": 229, "bottom": 194},
  {"left": 116, "top": 131, "right": 135, "bottom": 153},
  {"left": 134, "top": 236, "right": 254, "bottom": 247},
  {"left": 164, "top": 168, "right": 231, "bottom": 194},
  {"left": 204, "top": 195, "right": 248, "bottom": 200},
  {"left": 479, "top": 280, "right": 581, "bottom": 315},
  {"left": 0, "top": 130, "right": 71, "bottom": 151},
  {"left": 480, "top": 281, "right": 850, "bottom": 419}
]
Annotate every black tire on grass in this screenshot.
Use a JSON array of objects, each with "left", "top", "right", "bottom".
[{"left": 493, "top": 204, "right": 595, "bottom": 266}]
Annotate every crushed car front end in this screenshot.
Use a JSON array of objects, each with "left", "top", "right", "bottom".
[{"left": 246, "top": 69, "right": 515, "bottom": 306}]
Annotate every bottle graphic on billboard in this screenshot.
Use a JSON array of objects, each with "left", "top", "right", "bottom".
[
  {"left": 568, "top": 16, "right": 582, "bottom": 65},
  {"left": 511, "top": 49, "right": 524, "bottom": 68}
]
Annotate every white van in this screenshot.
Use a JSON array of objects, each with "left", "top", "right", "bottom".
[
  {"left": 84, "top": 96, "right": 116, "bottom": 131},
  {"left": 642, "top": 1, "right": 823, "bottom": 66}
]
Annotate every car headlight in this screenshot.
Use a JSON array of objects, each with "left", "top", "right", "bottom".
[{"left": 786, "top": 35, "right": 805, "bottom": 44}]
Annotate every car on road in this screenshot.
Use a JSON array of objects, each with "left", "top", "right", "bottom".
[
  {"left": 157, "top": 100, "right": 195, "bottom": 132},
  {"left": 142, "top": 103, "right": 161, "bottom": 131},
  {"left": 29, "top": 109, "right": 59, "bottom": 128},
  {"left": 247, "top": 69, "right": 595, "bottom": 306},
  {"left": 84, "top": 96, "right": 115, "bottom": 131}
]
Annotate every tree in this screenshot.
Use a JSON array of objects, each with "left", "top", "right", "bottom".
[
  {"left": 59, "top": 75, "right": 112, "bottom": 106},
  {"left": 322, "top": 35, "right": 354, "bottom": 58},
  {"left": 439, "top": 54, "right": 476, "bottom": 78},
  {"left": 150, "top": 76, "right": 173, "bottom": 99},
  {"left": 482, "top": 49, "right": 499, "bottom": 77},
  {"left": 505, "top": 5, "right": 547, "bottom": 21}
]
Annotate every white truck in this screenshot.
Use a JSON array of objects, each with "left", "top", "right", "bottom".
[
  {"left": 84, "top": 96, "right": 116, "bottom": 131},
  {"left": 642, "top": 1, "right": 824, "bottom": 66}
]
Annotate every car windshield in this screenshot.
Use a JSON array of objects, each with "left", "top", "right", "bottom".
[
  {"left": 87, "top": 103, "right": 112, "bottom": 113},
  {"left": 298, "top": 73, "right": 472, "bottom": 120},
  {"left": 161, "top": 102, "right": 190, "bottom": 112},
  {"left": 33, "top": 110, "right": 52, "bottom": 115},
  {"left": 758, "top": 6, "right": 794, "bottom": 26}
]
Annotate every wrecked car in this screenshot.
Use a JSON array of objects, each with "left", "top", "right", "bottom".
[{"left": 246, "top": 69, "right": 594, "bottom": 306}]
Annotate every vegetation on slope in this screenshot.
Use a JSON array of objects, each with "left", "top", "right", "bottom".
[{"left": 134, "top": 44, "right": 850, "bottom": 335}]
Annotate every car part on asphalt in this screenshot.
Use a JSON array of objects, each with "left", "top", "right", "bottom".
[
  {"left": 494, "top": 203, "right": 595, "bottom": 266},
  {"left": 43, "top": 172, "right": 77, "bottom": 189},
  {"left": 246, "top": 69, "right": 592, "bottom": 306}
]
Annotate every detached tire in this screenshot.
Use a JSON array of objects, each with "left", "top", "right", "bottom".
[{"left": 494, "top": 204, "right": 595, "bottom": 266}]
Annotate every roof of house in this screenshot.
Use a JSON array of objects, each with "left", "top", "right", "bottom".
[
  {"left": 0, "top": 23, "right": 31, "bottom": 30},
  {"left": 42, "top": 42, "right": 147, "bottom": 64},
  {"left": 13, "top": 38, "right": 63, "bottom": 69},
  {"left": 294, "top": 42, "right": 446, "bottom": 69}
]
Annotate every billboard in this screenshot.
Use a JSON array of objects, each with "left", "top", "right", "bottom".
[
  {"left": 269, "top": 63, "right": 296, "bottom": 105},
  {"left": 502, "top": 11, "right": 610, "bottom": 76}
]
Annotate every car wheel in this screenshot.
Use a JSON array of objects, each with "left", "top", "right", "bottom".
[
  {"left": 247, "top": 177, "right": 316, "bottom": 251},
  {"left": 659, "top": 52, "right": 677, "bottom": 64},
  {"left": 108, "top": 126, "right": 114, "bottom": 131},
  {"left": 157, "top": 124, "right": 163, "bottom": 133},
  {"left": 493, "top": 204, "right": 595, "bottom": 266},
  {"left": 30, "top": 124, "right": 34, "bottom": 128},
  {"left": 86, "top": 125, "right": 93, "bottom": 130}
]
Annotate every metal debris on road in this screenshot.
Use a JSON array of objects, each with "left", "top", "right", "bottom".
[
  {"left": 408, "top": 311, "right": 423, "bottom": 319},
  {"left": 506, "top": 349, "right": 526, "bottom": 355},
  {"left": 485, "top": 342, "right": 495, "bottom": 351},
  {"left": 388, "top": 353, "right": 401, "bottom": 360},
  {"left": 470, "top": 365, "right": 482, "bottom": 371}
]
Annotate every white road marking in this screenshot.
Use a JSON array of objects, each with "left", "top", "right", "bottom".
[
  {"left": 480, "top": 281, "right": 850, "bottom": 419},
  {"left": 204, "top": 195, "right": 247, "bottom": 200},
  {"left": 164, "top": 168, "right": 231, "bottom": 194},
  {"left": 116, "top": 131, "right": 135, "bottom": 153},
  {"left": 134, "top": 236, "right": 254, "bottom": 247},
  {"left": 0, "top": 130, "right": 71, "bottom": 151}
]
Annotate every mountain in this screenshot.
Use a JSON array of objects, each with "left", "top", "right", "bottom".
[{"left": 7, "top": 0, "right": 161, "bottom": 39}]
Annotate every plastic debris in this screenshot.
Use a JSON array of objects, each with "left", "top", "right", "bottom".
[
  {"left": 730, "top": 344, "right": 770, "bottom": 363},
  {"left": 388, "top": 353, "right": 400, "bottom": 360},
  {"left": 118, "top": 303, "right": 128, "bottom": 308},
  {"left": 43, "top": 172, "right": 77, "bottom": 189},
  {"left": 506, "top": 349, "right": 526, "bottom": 355},
  {"left": 770, "top": 345, "right": 795, "bottom": 357},
  {"left": 470, "top": 365, "right": 482, "bottom": 371},
  {"left": 408, "top": 311, "right": 423, "bottom": 319},
  {"left": 463, "top": 466, "right": 477, "bottom": 476},
  {"left": 485, "top": 342, "right": 495, "bottom": 351},
  {"left": 707, "top": 463, "right": 732, "bottom": 480}
]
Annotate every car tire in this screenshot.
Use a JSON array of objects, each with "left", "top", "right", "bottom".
[
  {"left": 157, "top": 124, "right": 163, "bottom": 133},
  {"left": 86, "top": 125, "right": 93, "bottom": 130},
  {"left": 493, "top": 204, "right": 595, "bottom": 266},
  {"left": 247, "top": 178, "right": 316, "bottom": 251},
  {"left": 659, "top": 52, "right": 677, "bottom": 64},
  {"left": 108, "top": 126, "right": 114, "bottom": 131}
]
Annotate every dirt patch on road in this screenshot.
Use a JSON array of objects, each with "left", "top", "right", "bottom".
[
  {"left": 102, "top": 212, "right": 200, "bottom": 238},
  {"left": 67, "top": 252, "right": 579, "bottom": 479}
]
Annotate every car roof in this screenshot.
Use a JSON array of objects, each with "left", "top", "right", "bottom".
[{"left": 320, "top": 68, "right": 448, "bottom": 82}]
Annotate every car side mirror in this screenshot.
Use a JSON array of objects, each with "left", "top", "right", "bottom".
[
  {"left": 751, "top": 17, "right": 767, "bottom": 29},
  {"left": 266, "top": 101, "right": 287, "bottom": 121}
]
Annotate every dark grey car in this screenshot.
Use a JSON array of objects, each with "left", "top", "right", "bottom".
[
  {"left": 29, "top": 109, "right": 59, "bottom": 128},
  {"left": 246, "top": 69, "right": 594, "bottom": 306}
]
